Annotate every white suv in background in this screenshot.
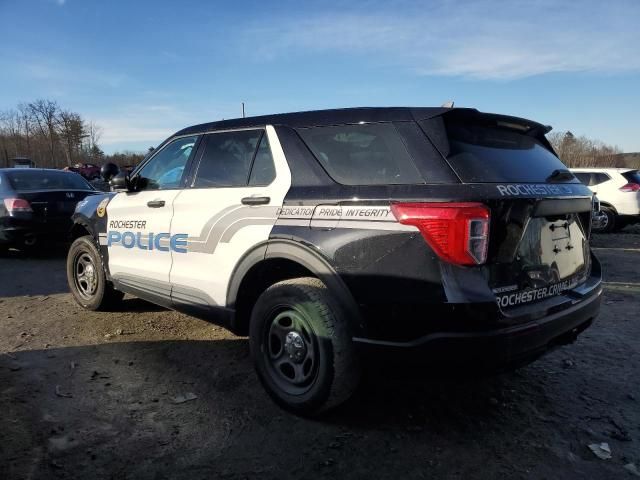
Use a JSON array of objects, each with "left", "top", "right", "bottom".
[{"left": 571, "top": 168, "right": 640, "bottom": 232}]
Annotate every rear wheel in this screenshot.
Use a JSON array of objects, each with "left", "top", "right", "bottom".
[
  {"left": 21, "top": 234, "right": 39, "bottom": 254},
  {"left": 249, "top": 277, "right": 360, "bottom": 415},
  {"left": 67, "top": 235, "right": 124, "bottom": 310}
]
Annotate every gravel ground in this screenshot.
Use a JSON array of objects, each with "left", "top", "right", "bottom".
[{"left": 1, "top": 228, "right": 639, "bottom": 479}]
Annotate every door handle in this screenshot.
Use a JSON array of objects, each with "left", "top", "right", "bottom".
[
  {"left": 241, "top": 196, "right": 270, "bottom": 206},
  {"left": 147, "top": 200, "right": 165, "bottom": 208}
]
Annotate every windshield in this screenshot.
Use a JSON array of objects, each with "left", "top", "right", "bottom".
[{"left": 6, "top": 170, "right": 94, "bottom": 191}]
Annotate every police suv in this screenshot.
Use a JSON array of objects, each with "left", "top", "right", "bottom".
[{"left": 67, "top": 107, "right": 602, "bottom": 414}]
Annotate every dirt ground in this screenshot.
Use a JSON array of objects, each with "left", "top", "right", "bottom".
[{"left": 1, "top": 228, "right": 639, "bottom": 480}]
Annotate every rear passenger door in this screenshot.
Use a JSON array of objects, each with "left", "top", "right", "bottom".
[{"left": 169, "top": 126, "right": 291, "bottom": 309}]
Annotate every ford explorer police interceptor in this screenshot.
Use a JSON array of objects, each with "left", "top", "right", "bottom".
[{"left": 66, "top": 107, "right": 602, "bottom": 415}]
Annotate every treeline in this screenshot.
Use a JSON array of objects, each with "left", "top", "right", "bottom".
[
  {"left": 105, "top": 150, "right": 148, "bottom": 168},
  {"left": 0, "top": 99, "right": 104, "bottom": 168},
  {"left": 548, "top": 131, "right": 638, "bottom": 169},
  {"left": 0, "top": 99, "right": 146, "bottom": 169}
]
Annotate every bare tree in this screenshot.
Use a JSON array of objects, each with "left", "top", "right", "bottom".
[
  {"left": 548, "top": 131, "right": 622, "bottom": 168},
  {"left": 86, "top": 121, "right": 102, "bottom": 151},
  {"left": 17, "top": 103, "right": 32, "bottom": 160},
  {"left": 57, "top": 110, "right": 86, "bottom": 166},
  {"left": 27, "top": 99, "right": 60, "bottom": 167},
  {"left": 0, "top": 99, "right": 113, "bottom": 168}
]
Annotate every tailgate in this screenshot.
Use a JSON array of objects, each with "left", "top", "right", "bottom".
[
  {"left": 418, "top": 109, "right": 596, "bottom": 309},
  {"left": 488, "top": 198, "right": 593, "bottom": 309}
]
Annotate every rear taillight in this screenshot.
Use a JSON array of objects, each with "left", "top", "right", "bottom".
[
  {"left": 619, "top": 183, "right": 640, "bottom": 192},
  {"left": 3, "top": 198, "right": 33, "bottom": 213},
  {"left": 391, "top": 202, "right": 490, "bottom": 266}
]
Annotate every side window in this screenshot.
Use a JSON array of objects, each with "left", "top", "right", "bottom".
[
  {"left": 297, "top": 123, "right": 424, "bottom": 185},
  {"left": 573, "top": 172, "right": 590, "bottom": 185},
  {"left": 136, "top": 136, "right": 197, "bottom": 190},
  {"left": 249, "top": 133, "right": 276, "bottom": 185},
  {"left": 592, "top": 173, "right": 610, "bottom": 186},
  {"left": 193, "top": 130, "right": 263, "bottom": 188}
]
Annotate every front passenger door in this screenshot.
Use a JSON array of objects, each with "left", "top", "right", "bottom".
[{"left": 106, "top": 135, "right": 198, "bottom": 305}]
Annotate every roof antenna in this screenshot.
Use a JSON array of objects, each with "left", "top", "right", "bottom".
[
  {"left": 242, "top": 102, "right": 245, "bottom": 118},
  {"left": 441, "top": 101, "right": 454, "bottom": 108}
]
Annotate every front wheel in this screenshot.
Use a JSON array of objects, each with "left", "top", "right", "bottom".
[
  {"left": 249, "top": 277, "right": 360, "bottom": 416},
  {"left": 67, "top": 235, "right": 124, "bottom": 310}
]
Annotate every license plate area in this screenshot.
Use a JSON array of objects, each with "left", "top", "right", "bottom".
[
  {"left": 519, "top": 215, "right": 587, "bottom": 284},
  {"left": 492, "top": 213, "right": 590, "bottom": 308}
]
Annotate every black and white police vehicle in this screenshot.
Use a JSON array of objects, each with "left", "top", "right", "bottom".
[{"left": 67, "top": 107, "right": 602, "bottom": 414}]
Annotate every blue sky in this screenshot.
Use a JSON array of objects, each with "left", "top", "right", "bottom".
[{"left": 1, "top": 0, "right": 639, "bottom": 154}]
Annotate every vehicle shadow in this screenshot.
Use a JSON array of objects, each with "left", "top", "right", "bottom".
[
  {"left": 108, "top": 297, "right": 168, "bottom": 313},
  {"left": 0, "top": 339, "right": 584, "bottom": 480}
]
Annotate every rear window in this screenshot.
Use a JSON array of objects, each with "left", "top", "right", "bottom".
[
  {"left": 421, "top": 116, "right": 571, "bottom": 183},
  {"left": 622, "top": 170, "right": 640, "bottom": 184},
  {"left": 6, "top": 170, "right": 93, "bottom": 191},
  {"left": 297, "top": 123, "right": 425, "bottom": 185}
]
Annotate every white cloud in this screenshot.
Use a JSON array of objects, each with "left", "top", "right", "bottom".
[{"left": 241, "top": 0, "right": 640, "bottom": 80}]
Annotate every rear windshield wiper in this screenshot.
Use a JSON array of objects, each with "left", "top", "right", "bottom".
[{"left": 546, "top": 169, "right": 575, "bottom": 183}]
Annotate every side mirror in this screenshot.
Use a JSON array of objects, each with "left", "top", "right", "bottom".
[{"left": 110, "top": 171, "right": 131, "bottom": 191}]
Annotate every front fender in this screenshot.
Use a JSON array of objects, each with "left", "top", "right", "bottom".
[
  {"left": 71, "top": 192, "right": 115, "bottom": 240},
  {"left": 71, "top": 193, "right": 116, "bottom": 278}
]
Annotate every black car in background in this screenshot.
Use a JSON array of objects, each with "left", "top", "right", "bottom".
[{"left": 0, "top": 169, "right": 98, "bottom": 252}]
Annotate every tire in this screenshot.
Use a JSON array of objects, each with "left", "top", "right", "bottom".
[
  {"left": 67, "top": 235, "right": 124, "bottom": 310},
  {"left": 21, "top": 234, "right": 40, "bottom": 254},
  {"left": 249, "top": 277, "right": 360, "bottom": 416},
  {"left": 594, "top": 207, "right": 616, "bottom": 233}
]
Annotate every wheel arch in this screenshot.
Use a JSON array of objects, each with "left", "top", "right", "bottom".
[
  {"left": 598, "top": 201, "right": 618, "bottom": 214},
  {"left": 70, "top": 220, "right": 93, "bottom": 240},
  {"left": 227, "top": 240, "right": 362, "bottom": 336}
]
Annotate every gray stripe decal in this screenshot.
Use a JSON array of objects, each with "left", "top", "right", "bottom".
[
  {"left": 219, "top": 217, "right": 278, "bottom": 243},
  {"left": 171, "top": 284, "right": 218, "bottom": 307},
  {"left": 105, "top": 204, "right": 409, "bottom": 254},
  {"left": 188, "top": 206, "right": 279, "bottom": 253},
  {"left": 275, "top": 218, "right": 415, "bottom": 232},
  {"left": 189, "top": 204, "right": 243, "bottom": 243},
  {"left": 112, "top": 273, "right": 172, "bottom": 297},
  {"left": 112, "top": 274, "right": 218, "bottom": 307}
]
